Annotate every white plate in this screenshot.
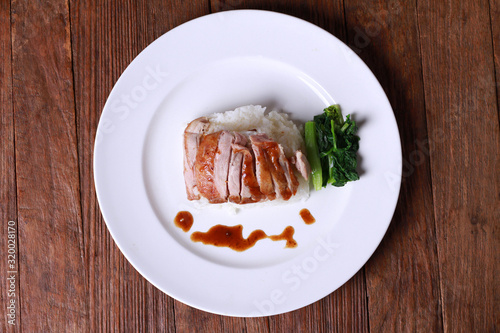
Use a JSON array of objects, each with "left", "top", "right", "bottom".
[{"left": 94, "top": 10, "right": 402, "bottom": 317}]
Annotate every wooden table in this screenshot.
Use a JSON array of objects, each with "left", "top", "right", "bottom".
[{"left": 1, "top": 0, "right": 498, "bottom": 332}]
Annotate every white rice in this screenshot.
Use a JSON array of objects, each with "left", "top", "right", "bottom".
[
  {"left": 190, "top": 105, "right": 310, "bottom": 213},
  {"left": 207, "top": 105, "right": 304, "bottom": 157}
]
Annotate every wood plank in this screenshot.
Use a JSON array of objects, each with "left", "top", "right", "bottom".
[
  {"left": 211, "top": 0, "right": 347, "bottom": 39},
  {"left": 244, "top": 316, "right": 270, "bottom": 333},
  {"left": 0, "top": 1, "right": 20, "bottom": 331},
  {"left": 490, "top": 0, "right": 500, "bottom": 112},
  {"left": 342, "top": 0, "right": 444, "bottom": 331},
  {"left": 173, "top": 301, "right": 248, "bottom": 333},
  {"left": 267, "top": 272, "right": 368, "bottom": 332},
  {"left": 10, "top": 0, "right": 88, "bottom": 331},
  {"left": 69, "top": 0, "right": 129, "bottom": 330},
  {"left": 417, "top": 0, "right": 499, "bottom": 331},
  {"left": 70, "top": 0, "right": 210, "bottom": 331}
]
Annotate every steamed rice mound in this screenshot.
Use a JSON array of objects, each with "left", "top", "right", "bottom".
[{"left": 208, "top": 105, "right": 304, "bottom": 157}]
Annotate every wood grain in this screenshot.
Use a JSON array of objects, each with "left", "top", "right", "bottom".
[
  {"left": 343, "top": 0, "right": 444, "bottom": 331},
  {"left": 266, "top": 272, "right": 368, "bottom": 332},
  {"left": 0, "top": 0, "right": 20, "bottom": 331},
  {"left": 491, "top": 0, "right": 500, "bottom": 115},
  {"left": 10, "top": 0, "right": 88, "bottom": 331},
  {"left": 417, "top": 0, "right": 499, "bottom": 331},
  {"left": 211, "top": 0, "right": 347, "bottom": 39},
  {"left": 70, "top": 0, "right": 146, "bottom": 330}
]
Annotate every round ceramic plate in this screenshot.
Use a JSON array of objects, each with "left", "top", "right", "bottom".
[{"left": 94, "top": 10, "right": 402, "bottom": 317}]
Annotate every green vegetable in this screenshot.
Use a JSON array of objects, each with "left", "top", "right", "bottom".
[
  {"left": 308, "top": 104, "right": 360, "bottom": 188},
  {"left": 304, "top": 121, "right": 323, "bottom": 191}
]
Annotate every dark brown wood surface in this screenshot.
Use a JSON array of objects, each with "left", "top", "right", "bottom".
[{"left": 1, "top": 0, "right": 498, "bottom": 332}]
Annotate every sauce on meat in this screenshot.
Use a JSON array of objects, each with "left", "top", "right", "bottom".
[
  {"left": 263, "top": 141, "right": 293, "bottom": 200},
  {"left": 190, "top": 224, "right": 297, "bottom": 251},
  {"left": 195, "top": 132, "right": 225, "bottom": 203},
  {"left": 174, "top": 211, "right": 194, "bottom": 232},
  {"left": 299, "top": 209, "right": 316, "bottom": 225},
  {"left": 239, "top": 147, "right": 265, "bottom": 203}
]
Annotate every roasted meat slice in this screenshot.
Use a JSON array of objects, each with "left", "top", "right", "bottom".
[
  {"left": 250, "top": 134, "right": 276, "bottom": 200},
  {"left": 227, "top": 146, "right": 244, "bottom": 203},
  {"left": 292, "top": 150, "right": 310, "bottom": 180},
  {"left": 194, "top": 131, "right": 226, "bottom": 203},
  {"left": 227, "top": 133, "right": 249, "bottom": 203},
  {"left": 213, "top": 131, "right": 234, "bottom": 200},
  {"left": 266, "top": 146, "right": 292, "bottom": 200},
  {"left": 234, "top": 144, "right": 266, "bottom": 204},
  {"left": 183, "top": 117, "right": 210, "bottom": 200},
  {"left": 279, "top": 146, "right": 299, "bottom": 197},
  {"left": 250, "top": 133, "right": 298, "bottom": 201}
]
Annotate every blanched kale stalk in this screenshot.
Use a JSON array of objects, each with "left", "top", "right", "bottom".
[
  {"left": 311, "top": 105, "right": 360, "bottom": 187},
  {"left": 304, "top": 121, "right": 323, "bottom": 191}
]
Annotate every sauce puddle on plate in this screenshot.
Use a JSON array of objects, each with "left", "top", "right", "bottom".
[
  {"left": 191, "top": 224, "right": 297, "bottom": 252},
  {"left": 299, "top": 208, "right": 316, "bottom": 225},
  {"left": 174, "top": 211, "right": 194, "bottom": 232}
]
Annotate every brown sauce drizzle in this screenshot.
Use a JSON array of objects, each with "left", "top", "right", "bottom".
[
  {"left": 268, "top": 226, "right": 297, "bottom": 248},
  {"left": 174, "top": 211, "right": 194, "bottom": 232},
  {"left": 299, "top": 209, "right": 316, "bottom": 225},
  {"left": 190, "top": 224, "right": 297, "bottom": 252}
]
